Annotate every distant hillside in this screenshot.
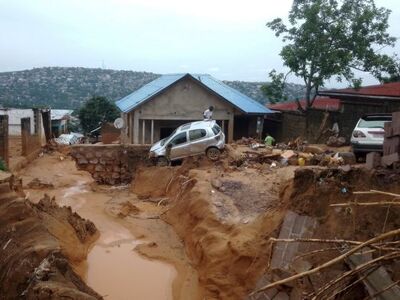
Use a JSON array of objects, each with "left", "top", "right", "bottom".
[{"left": 0, "top": 67, "right": 305, "bottom": 109}]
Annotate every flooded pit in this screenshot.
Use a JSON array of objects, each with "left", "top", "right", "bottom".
[
  {"left": 18, "top": 154, "right": 201, "bottom": 300},
  {"left": 59, "top": 183, "right": 177, "bottom": 300}
]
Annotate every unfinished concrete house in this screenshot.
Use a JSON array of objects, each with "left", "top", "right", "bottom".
[{"left": 116, "top": 73, "right": 272, "bottom": 144}]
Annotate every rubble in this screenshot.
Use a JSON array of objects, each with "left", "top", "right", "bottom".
[{"left": 326, "top": 136, "right": 346, "bottom": 147}]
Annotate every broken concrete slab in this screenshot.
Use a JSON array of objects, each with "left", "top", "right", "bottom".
[
  {"left": 271, "top": 211, "right": 317, "bottom": 271},
  {"left": 246, "top": 273, "right": 279, "bottom": 300},
  {"left": 346, "top": 248, "right": 400, "bottom": 300}
]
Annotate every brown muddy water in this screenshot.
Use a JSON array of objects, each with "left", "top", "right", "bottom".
[
  {"left": 24, "top": 177, "right": 177, "bottom": 300},
  {"left": 59, "top": 182, "right": 177, "bottom": 300}
]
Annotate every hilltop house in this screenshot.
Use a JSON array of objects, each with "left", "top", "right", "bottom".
[{"left": 116, "top": 73, "right": 272, "bottom": 144}]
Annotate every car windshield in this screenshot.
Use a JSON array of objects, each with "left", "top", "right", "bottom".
[
  {"left": 160, "top": 129, "right": 177, "bottom": 146},
  {"left": 358, "top": 118, "right": 391, "bottom": 129}
]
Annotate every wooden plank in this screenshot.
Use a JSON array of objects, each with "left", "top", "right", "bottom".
[{"left": 150, "top": 119, "right": 154, "bottom": 145}]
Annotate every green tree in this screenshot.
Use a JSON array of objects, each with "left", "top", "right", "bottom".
[
  {"left": 264, "top": 0, "right": 397, "bottom": 109},
  {"left": 261, "top": 70, "right": 289, "bottom": 104},
  {"left": 379, "top": 54, "right": 400, "bottom": 83},
  {"left": 78, "top": 96, "right": 120, "bottom": 133}
]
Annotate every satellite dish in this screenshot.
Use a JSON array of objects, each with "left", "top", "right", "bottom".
[{"left": 114, "top": 118, "right": 125, "bottom": 129}]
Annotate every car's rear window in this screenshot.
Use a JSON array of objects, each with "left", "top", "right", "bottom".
[
  {"left": 212, "top": 125, "right": 221, "bottom": 135},
  {"left": 358, "top": 118, "right": 391, "bottom": 129}
]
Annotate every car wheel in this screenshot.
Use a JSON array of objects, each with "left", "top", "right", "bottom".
[
  {"left": 156, "top": 157, "right": 169, "bottom": 167},
  {"left": 353, "top": 152, "right": 364, "bottom": 163},
  {"left": 206, "top": 147, "right": 221, "bottom": 161}
]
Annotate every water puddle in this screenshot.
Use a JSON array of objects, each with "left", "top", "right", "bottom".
[
  {"left": 85, "top": 240, "right": 176, "bottom": 300},
  {"left": 60, "top": 184, "right": 177, "bottom": 300}
]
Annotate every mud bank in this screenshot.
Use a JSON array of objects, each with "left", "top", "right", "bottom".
[
  {"left": 16, "top": 152, "right": 201, "bottom": 300},
  {"left": 133, "top": 161, "right": 297, "bottom": 299},
  {"left": 0, "top": 172, "right": 100, "bottom": 299}
]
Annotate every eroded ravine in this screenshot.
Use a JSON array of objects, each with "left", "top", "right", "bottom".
[{"left": 17, "top": 153, "right": 199, "bottom": 300}]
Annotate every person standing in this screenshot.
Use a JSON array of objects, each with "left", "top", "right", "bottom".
[{"left": 203, "top": 106, "right": 214, "bottom": 120}]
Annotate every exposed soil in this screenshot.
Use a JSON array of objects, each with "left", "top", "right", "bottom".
[
  {"left": 131, "top": 157, "right": 298, "bottom": 299},
  {"left": 3, "top": 145, "right": 400, "bottom": 300},
  {"left": 0, "top": 172, "right": 100, "bottom": 299},
  {"left": 14, "top": 152, "right": 202, "bottom": 300}
]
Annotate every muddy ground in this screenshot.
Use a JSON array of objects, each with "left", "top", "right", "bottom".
[{"left": 1, "top": 146, "right": 400, "bottom": 300}]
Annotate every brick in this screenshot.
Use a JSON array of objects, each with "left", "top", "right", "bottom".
[
  {"left": 89, "top": 158, "right": 98, "bottom": 164},
  {"left": 95, "top": 165, "right": 104, "bottom": 171},
  {"left": 391, "top": 111, "right": 400, "bottom": 129},
  {"left": 77, "top": 158, "right": 88, "bottom": 165},
  {"left": 382, "top": 153, "right": 400, "bottom": 166},
  {"left": 383, "top": 137, "right": 400, "bottom": 156},
  {"left": 384, "top": 122, "right": 393, "bottom": 138}
]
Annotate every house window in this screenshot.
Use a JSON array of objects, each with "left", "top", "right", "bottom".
[
  {"left": 189, "top": 129, "right": 207, "bottom": 141},
  {"left": 170, "top": 132, "right": 187, "bottom": 146}
]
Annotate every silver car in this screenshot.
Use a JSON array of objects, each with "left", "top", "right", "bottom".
[{"left": 149, "top": 120, "right": 225, "bottom": 165}]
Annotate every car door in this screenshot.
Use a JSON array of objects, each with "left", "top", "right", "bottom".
[
  {"left": 189, "top": 129, "right": 208, "bottom": 155},
  {"left": 168, "top": 131, "right": 189, "bottom": 159}
]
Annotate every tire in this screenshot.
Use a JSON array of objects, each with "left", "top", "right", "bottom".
[
  {"left": 353, "top": 152, "right": 364, "bottom": 163},
  {"left": 206, "top": 147, "right": 221, "bottom": 161},
  {"left": 156, "top": 157, "right": 169, "bottom": 167}
]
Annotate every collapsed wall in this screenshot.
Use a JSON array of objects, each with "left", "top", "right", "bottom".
[
  {"left": 0, "top": 172, "right": 101, "bottom": 299},
  {"left": 71, "top": 144, "right": 150, "bottom": 185},
  {"left": 261, "top": 167, "right": 400, "bottom": 299}
]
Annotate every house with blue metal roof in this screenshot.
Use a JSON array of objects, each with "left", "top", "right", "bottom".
[{"left": 116, "top": 73, "right": 273, "bottom": 143}]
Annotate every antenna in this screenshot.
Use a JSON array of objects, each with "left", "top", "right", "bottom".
[{"left": 114, "top": 118, "right": 125, "bottom": 129}]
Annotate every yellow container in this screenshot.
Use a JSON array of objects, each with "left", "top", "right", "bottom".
[{"left": 298, "top": 157, "right": 305, "bottom": 166}]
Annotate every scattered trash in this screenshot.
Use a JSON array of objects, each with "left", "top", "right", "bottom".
[{"left": 54, "top": 132, "right": 84, "bottom": 145}]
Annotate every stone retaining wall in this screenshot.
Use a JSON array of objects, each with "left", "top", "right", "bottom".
[{"left": 71, "top": 144, "right": 150, "bottom": 184}]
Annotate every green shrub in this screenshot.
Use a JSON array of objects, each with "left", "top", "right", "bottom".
[{"left": 0, "top": 158, "right": 7, "bottom": 171}]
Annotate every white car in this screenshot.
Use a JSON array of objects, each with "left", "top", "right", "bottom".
[
  {"left": 149, "top": 120, "right": 225, "bottom": 166},
  {"left": 351, "top": 114, "right": 391, "bottom": 159}
]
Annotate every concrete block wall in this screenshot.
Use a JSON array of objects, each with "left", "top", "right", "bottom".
[
  {"left": 71, "top": 144, "right": 150, "bottom": 185},
  {"left": 0, "top": 115, "right": 9, "bottom": 167},
  {"left": 21, "top": 117, "right": 41, "bottom": 157}
]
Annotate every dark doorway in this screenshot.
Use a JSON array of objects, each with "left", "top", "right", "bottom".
[
  {"left": 41, "top": 110, "right": 52, "bottom": 141},
  {"left": 160, "top": 127, "right": 175, "bottom": 139}
]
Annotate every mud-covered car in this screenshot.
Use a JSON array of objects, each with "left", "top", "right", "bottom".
[{"left": 149, "top": 120, "right": 225, "bottom": 166}]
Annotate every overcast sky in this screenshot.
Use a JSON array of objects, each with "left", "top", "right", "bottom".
[{"left": 0, "top": 0, "right": 399, "bottom": 86}]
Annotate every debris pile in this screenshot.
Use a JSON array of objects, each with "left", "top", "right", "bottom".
[
  {"left": 248, "top": 168, "right": 400, "bottom": 299},
  {"left": 227, "top": 141, "right": 355, "bottom": 169}
]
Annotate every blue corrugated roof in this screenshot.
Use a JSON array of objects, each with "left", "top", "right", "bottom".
[{"left": 116, "top": 73, "right": 272, "bottom": 114}]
